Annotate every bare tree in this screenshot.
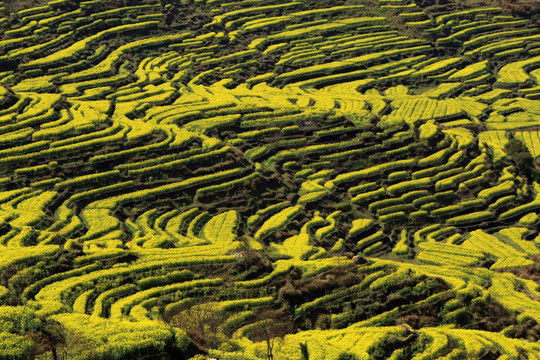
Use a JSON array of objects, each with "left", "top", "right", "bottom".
[
  {"left": 254, "top": 320, "right": 276, "bottom": 360},
  {"left": 170, "top": 303, "right": 226, "bottom": 349}
]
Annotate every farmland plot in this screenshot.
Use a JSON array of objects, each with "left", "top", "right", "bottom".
[{"left": 0, "top": 0, "right": 539, "bottom": 358}]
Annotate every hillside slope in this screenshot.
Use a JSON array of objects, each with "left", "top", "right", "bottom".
[{"left": 0, "top": 0, "right": 540, "bottom": 359}]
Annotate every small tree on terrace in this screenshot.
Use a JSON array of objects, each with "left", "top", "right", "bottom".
[
  {"left": 252, "top": 319, "right": 277, "bottom": 360},
  {"left": 505, "top": 136, "right": 534, "bottom": 179}
]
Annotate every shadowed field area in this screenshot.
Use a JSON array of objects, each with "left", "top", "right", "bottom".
[{"left": 0, "top": 0, "right": 540, "bottom": 359}]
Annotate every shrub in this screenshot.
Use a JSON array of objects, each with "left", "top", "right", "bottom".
[{"left": 505, "top": 137, "right": 534, "bottom": 178}]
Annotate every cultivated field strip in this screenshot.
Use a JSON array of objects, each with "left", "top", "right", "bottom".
[{"left": 0, "top": 0, "right": 540, "bottom": 359}]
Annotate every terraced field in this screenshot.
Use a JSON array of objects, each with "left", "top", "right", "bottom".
[{"left": 0, "top": 0, "right": 540, "bottom": 358}]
